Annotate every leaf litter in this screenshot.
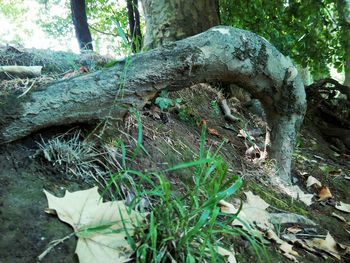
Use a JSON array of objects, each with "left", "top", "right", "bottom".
[{"left": 40, "top": 187, "right": 143, "bottom": 263}]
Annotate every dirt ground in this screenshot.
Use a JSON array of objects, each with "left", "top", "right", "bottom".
[{"left": 0, "top": 86, "right": 350, "bottom": 263}]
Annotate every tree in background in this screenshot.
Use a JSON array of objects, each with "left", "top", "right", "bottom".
[
  {"left": 141, "top": 0, "right": 219, "bottom": 50},
  {"left": 126, "top": 0, "right": 142, "bottom": 52},
  {"left": 336, "top": 0, "right": 350, "bottom": 89},
  {"left": 70, "top": 0, "right": 93, "bottom": 51}
]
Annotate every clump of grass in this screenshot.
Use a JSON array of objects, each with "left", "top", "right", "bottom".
[
  {"left": 36, "top": 131, "right": 105, "bottom": 181},
  {"left": 106, "top": 124, "right": 269, "bottom": 262}
]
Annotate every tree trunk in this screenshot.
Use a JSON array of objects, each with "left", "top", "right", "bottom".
[
  {"left": 141, "top": 0, "right": 220, "bottom": 50},
  {"left": 0, "top": 26, "right": 306, "bottom": 183},
  {"left": 70, "top": 0, "right": 93, "bottom": 51},
  {"left": 126, "top": 0, "right": 142, "bottom": 53},
  {"left": 337, "top": 0, "right": 350, "bottom": 97}
]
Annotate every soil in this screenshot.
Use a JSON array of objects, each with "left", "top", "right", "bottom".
[{"left": 1, "top": 77, "right": 350, "bottom": 262}]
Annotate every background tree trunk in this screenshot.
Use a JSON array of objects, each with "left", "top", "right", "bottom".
[
  {"left": 140, "top": 0, "right": 220, "bottom": 50},
  {"left": 127, "top": 0, "right": 142, "bottom": 53},
  {"left": 337, "top": 0, "right": 350, "bottom": 98},
  {"left": 71, "top": 0, "right": 93, "bottom": 51},
  {"left": 0, "top": 26, "right": 306, "bottom": 183}
]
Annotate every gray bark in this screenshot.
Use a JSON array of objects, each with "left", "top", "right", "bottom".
[
  {"left": 0, "top": 26, "right": 306, "bottom": 183},
  {"left": 141, "top": 0, "right": 219, "bottom": 50}
]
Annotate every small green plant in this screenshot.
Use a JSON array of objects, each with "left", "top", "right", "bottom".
[
  {"left": 210, "top": 100, "right": 221, "bottom": 116},
  {"left": 105, "top": 124, "right": 269, "bottom": 262},
  {"left": 155, "top": 91, "right": 182, "bottom": 111}
]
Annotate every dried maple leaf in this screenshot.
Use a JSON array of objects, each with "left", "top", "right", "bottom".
[
  {"left": 265, "top": 229, "right": 299, "bottom": 262},
  {"left": 331, "top": 212, "right": 347, "bottom": 222},
  {"left": 335, "top": 201, "right": 350, "bottom": 213},
  {"left": 318, "top": 186, "right": 333, "bottom": 201},
  {"left": 217, "top": 246, "right": 237, "bottom": 263},
  {"left": 306, "top": 176, "right": 322, "bottom": 188},
  {"left": 287, "top": 226, "right": 302, "bottom": 234},
  {"left": 44, "top": 187, "right": 143, "bottom": 263},
  {"left": 305, "top": 232, "right": 341, "bottom": 260}
]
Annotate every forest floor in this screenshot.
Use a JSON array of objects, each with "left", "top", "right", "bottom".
[{"left": 0, "top": 50, "right": 349, "bottom": 263}]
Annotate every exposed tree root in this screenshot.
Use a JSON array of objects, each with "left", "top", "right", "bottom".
[{"left": 0, "top": 26, "right": 306, "bottom": 183}]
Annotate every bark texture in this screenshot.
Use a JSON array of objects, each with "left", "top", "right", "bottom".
[
  {"left": 0, "top": 26, "right": 306, "bottom": 183},
  {"left": 141, "top": 0, "right": 219, "bottom": 50},
  {"left": 70, "top": 0, "right": 93, "bottom": 51},
  {"left": 127, "top": 0, "right": 142, "bottom": 52},
  {"left": 337, "top": 0, "right": 350, "bottom": 94}
]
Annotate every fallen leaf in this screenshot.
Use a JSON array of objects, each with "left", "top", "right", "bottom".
[
  {"left": 265, "top": 230, "right": 299, "bottom": 262},
  {"left": 200, "top": 119, "right": 207, "bottom": 126},
  {"left": 305, "top": 232, "right": 341, "bottom": 260},
  {"left": 237, "top": 129, "right": 255, "bottom": 141},
  {"left": 79, "top": 66, "right": 89, "bottom": 73},
  {"left": 328, "top": 169, "right": 342, "bottom": 177},
  {"left": 335, "top": 201, "right": 350, "bottom": 213},
  {"left": 287, "top": 226, "right": 302, "bottom": 234},
  {"left": 234, "top": 191, "right": 271, "bottom": 230},
  {"left": 318, "top": 186, "right": 333, "bottom": 201},
  {"left": 44, "top": 187, "right": 143, "bottom": 263},
  {"left": 208, "top": 128, "right": 220, "bottom": 137},
  {"left": 219, "top": 200, "right": 238, "bottom": 214},
  {"left": 306, "top": 176, "right": 322, "bottom": 188},
  {"left": 63, "top": 71, "right": 78, "bottom": 79},
  {"left": 331, "top": 212, "right": 347, "bottom": 222},
  {"left": 217, "top": 246, "right": 237, "bottom": 263},
  {"left": 279, "top": 184, "right": 314, "bottom": 206}
]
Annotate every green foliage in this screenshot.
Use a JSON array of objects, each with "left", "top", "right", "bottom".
[
  {"left": 220, "top": 0, "right": 344, "bottom": 77},
  {"left": 33, "top": 0, "right": 140, "bottom": 55},
  {"left": 210, "top": 100, "right": 221, "bottom": 116}
]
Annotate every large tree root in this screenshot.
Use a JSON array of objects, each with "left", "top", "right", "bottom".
[{"left": 0, "top": 26, "right": 306, "bottom": 183}]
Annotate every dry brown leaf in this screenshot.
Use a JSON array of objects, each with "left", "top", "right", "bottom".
[
  {"left": 305, "top": 232, "right": 341, "bottom": 260},
  {"left": 331, "top": 212, "right": 347, "bottom": 222},
  {"left": 208, "top": 128, "right": 220, "bottom": 137},
  {"left": 79, "top": 66, "right": 89, "bottom": 73},
  {"left": 219, "top": 200, "right": 238, "bottom": 214},
  {"left": 44, "top": 187, "right": 143, "bottom": 263},
  {"left": 318, "top": 186, "right": 333, "bottom": 201},
  {"left": 328, "top": 169, "right": 342, "bottom": 177},
  {"left": 335, "top": 201, "right": 350, "bottom": 213},
  {"left": 265, "top": 230, "right": 299, "bottom": 262},
  {"left": 63, "top": 71, "right": 79, "bottom": 79},
  {"left": 275, "top": 181, "right": 314, "bottom": 206},
  {"left": 306, "top": 176, "right": 322, "bottom": 188},
  {"left": 220, "top": 192, "right": 271, "bottom": 231},
  {"left": 200, "top": 119, "right": 207, "bottom": 126},
  {"left": 237, "top": 129, "right": 255, "bottom": 141},
  {"left": 217, "top": 246, "right": 237, "bottom": 263},
  {"left": 287, "top": 226, "right": 302, "bottom": 234},
  {"left": 237, "top": 191, "right": 271, "bottom": 230}
]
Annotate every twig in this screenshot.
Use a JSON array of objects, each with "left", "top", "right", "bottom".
[
  {"left": 37, "top": 232, "right": 75, "bottom": 261},
  {"left": 17, "top": 78, "right": 36, "bottom": 98},
  {"left": 219, "top": 99, "right": 240, "bottom": 122}
]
